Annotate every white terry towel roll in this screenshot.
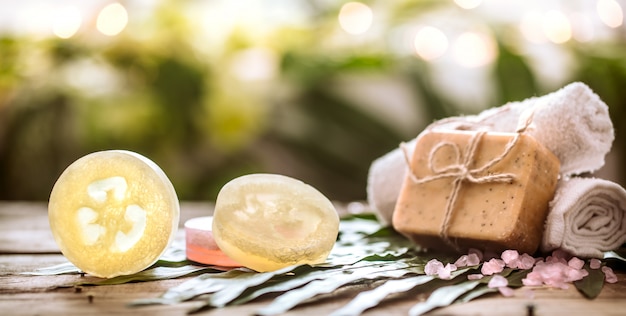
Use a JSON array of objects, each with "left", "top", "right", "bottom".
[
  {"left": 366, "top": 82, "right": 615, "bottom": 224},
  {"left": 366, "top": 138, "right": 416, "bottom": 225},
  {"left": 541, "top": 177, "right": 626, "bottom": 258},
  {"left": 527, "top": 82, "right": 614, "bottom": 176}
]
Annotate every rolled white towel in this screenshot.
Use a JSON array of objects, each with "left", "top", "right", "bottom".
[
  {"left": 527, "top": 82, "right": 614, "bottom": 176},
  {"left": 366, "top": 138, "right": 416, "bottom": 225},
  {"left": 366, "top": 82, "right": 615, "bottom": 224},
  {"left": 541, "top": 177, "right": 626, "bottom": 258}
]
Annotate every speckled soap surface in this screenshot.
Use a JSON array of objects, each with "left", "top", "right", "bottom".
[{"left": 392, "top": 130, "right": 560, "bottom": 254}]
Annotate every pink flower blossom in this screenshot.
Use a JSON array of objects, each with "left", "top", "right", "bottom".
[
  {"left": 454, "top": 255, "right": 469, "bottom": 268},
  {"left": 423, "top": 249, "right": 613, "bottom": 295},
  {"left": 424, "top": 259, "right": 456, "bottom": 279},
  {"left": 545, "top": 255, "right": 568, "bottom": 265},
  {"left": 466, "top": 253, "right": 481, "bottom": 266},
  {"left": 501, "top": 250, "right": 520, "bottom": 268},
  {"left": 454, "top": 252, "right": 481, "bottom": 268},
  {"left": 488, "top": 274, "right": 508, "bottom": 288},
  {"left": 535, "top": 263, "right": 570, "bottom": 289},
  {"left": 467, "top": 274, "right": 484, "bottom": 280},
  {"left": 547, "top": 249, "right": 571, "bottom": 265},
  {"left": 568, "top": 257, "right": 585, "bottom": 270},
  {"left": 425, "top": 259, "right": 444, "bottom": 276},
  {"left": 481, "top": 258, "right": 505, "bottom": 275},
  {"left": 487, "top": 275, "right": 514, "bottom": 297},
  {"left": 564, "top": 266, "right": 589, "bottom": 282},
  {"left": 521, "top": 254, "right": 589, "bottom": 289},
  {"left": 437, "top": 267, "right": 451, "bottom": 279},
  {"left": 468, "top": 248, "right": 483, "bottom": 262},
  {"left": 500, "top": 250, "right": 535, "bottom": 270},
  {"left": 602, "top": 266, "right": 618, "bottom": 283},
  {"left": 517, "top": 253, "right": 536, "bottom": 270},
  {"left": 437, "top": 263, "right": 457, "bottom": 280},
  {"left": 522, "top": 272, "right": 543, "bottom": 286},
  {"left": 590, "top": 258, "right": 602, "bottom": 269}
]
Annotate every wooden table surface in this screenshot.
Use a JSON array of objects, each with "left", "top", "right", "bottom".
[{"left": 2, "top": 201, "right": 626, "bottom": 316}]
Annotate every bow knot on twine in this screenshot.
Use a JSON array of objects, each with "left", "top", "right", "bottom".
[
  {"left": 417, "top": 136, "right": 517, "bottom": 185},
  {"left": 400, "top": 115, "right": 533, "bottom": 250}
]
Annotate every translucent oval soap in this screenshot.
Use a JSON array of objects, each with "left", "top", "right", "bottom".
[
  {"left": 48, "top": 150, "right": 179, "bottom": 278},
  {"left": 212, "top": 174, "right": 339, "bottom": 272}
]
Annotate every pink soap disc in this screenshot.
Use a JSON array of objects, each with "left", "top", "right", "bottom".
[{"left": 184, "top": 216, "right": 241, "bottom": 267}]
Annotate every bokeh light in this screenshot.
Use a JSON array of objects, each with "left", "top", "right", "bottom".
[
  {"left": 2, "top": 0, "right": 626, "bottom": 203},
  {"left": 338, "top": 2, "right": 373, "bottom": 35},
  {"left": 542, "top": 10, "right": 572, "bottom": 44},
  {"left": 597, "top": 0, "right": 624, "bottom": 28},
  {"left": 230, "top": 47, "right": 279, "bottom": 82},
  {"left": 454, "top": 0, "right": 482, "bottom": 10},
  {"left": 15, "top": 4, "right": 52, "bottom": 36},
  {"left": 520, "top": 11, "right": 546, "bottom": 43},
  {"left": 52, "top": 6, "right": 82, "bottom": 39},
  {"left": 570, "top": 13, "right": 595, "bottom": 42},
  {"left": 97, "top": 3, "right": 128, "bottom": 36},
  {"left": 413, "top": 26, "right": 448, "bottom": 61},
  {"left": 452, "top": 31, "right": 497, "bottom": 68}
]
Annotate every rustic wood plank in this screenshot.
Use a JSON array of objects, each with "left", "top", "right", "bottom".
[
  {"left": 0, "top": 202, "right": 56, "bottom": 253},
  {"left": 0, "top": 254, "right": 69, "bottom": 275},
  {"left": 2, "top": 202, "right": 626, "bottom": 315}
]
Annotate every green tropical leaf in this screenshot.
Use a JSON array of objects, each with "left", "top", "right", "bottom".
[
  {"left": 208, "top": 265, "right": 324, "bottom": 308},
  {"left": 329, "top": 275, "right": 436, "bottom": 316},
  {"left": 22, "top": 262, "right": 81, "bottom": 276},
  {"left": 255, "top": 262, "right": 429, "bottom": 316},
  {"left": 604, "top": 250, "right": 626, "bottom": 263},
  {"left": 134, "top": 269, "right": 252, "bottom": 306},
  {"left": 154, "top": 245, "right": 189, "bottom": 265},
  {"left": 228, "top": 256, "right": 433, "bottom": 307},
  {"left": 408, "top": 280, "right": 481, "bottom": 316},
  {"left": 505, "top": 269, "right": 531, "bottom": 287},
  {"left": 323, "top": 216, "right": 418, "bottom": 266},
  {"left": 454, "top": 268, "right": 527, "bottom": 305},
  {"left": 456, "top": 284, "right": 497, "bottom": 303},
  {"left": 574, "top": 265, "right": 605, "bottom": 299},
  {"left": 74, "top": 265, "right": 215, "bottom": 286},
  {"left": 134, "top": 265, "right": 310, "bottom": 306},
  {"left": 226, "top": 265, "right": 348, "bottom": 307},
  {"left": 476, "top": 268, "right": 513, "bottom": 284}
]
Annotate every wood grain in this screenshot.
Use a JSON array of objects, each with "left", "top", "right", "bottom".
[{"left": 1, "top": 202, "right": 626, "bottom": 315}]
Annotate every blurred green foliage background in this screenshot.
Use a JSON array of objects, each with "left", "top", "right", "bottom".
[{"left": 0, "top": 0, "right": 625, "bottom": 202}]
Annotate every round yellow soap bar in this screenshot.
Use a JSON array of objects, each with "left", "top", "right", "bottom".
[
  {"left": 48, "top": 150, "right": 179, "bottom": 278},
  {"left": 212, "top": 173, "right": 340, "bottom": 272}
]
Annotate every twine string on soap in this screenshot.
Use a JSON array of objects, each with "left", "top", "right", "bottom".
[{"left": 400, "top": 115, "right": 532, "bottom": 250}]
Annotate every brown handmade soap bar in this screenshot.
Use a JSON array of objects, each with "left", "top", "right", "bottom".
[{"left": 392, "top": 129, "right": 560, "bottom": 254}]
